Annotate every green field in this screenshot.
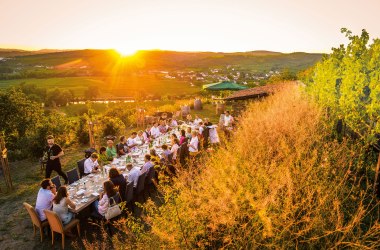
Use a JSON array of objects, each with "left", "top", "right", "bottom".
[{"left": 0, "top": 76, "right": 202, "bottom": 97}]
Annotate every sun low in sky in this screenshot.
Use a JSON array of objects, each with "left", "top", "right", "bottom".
[{"left": 0, "top": 0, "right": 379, "bottom": 53}]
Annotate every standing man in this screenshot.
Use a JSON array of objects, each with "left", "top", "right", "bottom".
[{"left": 45, "top": 135, "right": 68, "bottom": 184}]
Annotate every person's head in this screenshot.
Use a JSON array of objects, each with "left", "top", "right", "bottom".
[
  {"left": 195, "top": 115, "right": 199, "bottom": 119},
  {"left": 191, "top": 131, "right": 198, "bottom": 137},
  {"left": 126, "top": 163, "right": 133, "bottom": 171},
  {"left": 225, "top": 111, "right": 230, "bottom": 116},
  {"left": 108, "top": 167, "right": 120, "bottom": 179},
  {"left": 171, "top": 133, "right": 178, "bottom": 140},
  {"left": 162, "top": 144, "right": 168, "bottom": 150},
  {"left": 154, "top": 122, "right": 158, "bottom": 127},
  {"left": 173, "top": 138, "right": 179, "bottom": 145},
  {"left": 119, "top": 136, "right": 125, "bottom": 143},
  {"left": 53, "top": 186, "right": 68, "bottom": 204},
  {"left": 199, "top": 122, "right": 203, "bottom": 126},
  {"left": 146, "top": 125, "right": 151, "bottom": 131},
  {"left": 131, "top": 132, "right": 137, "bottom": 138},
  {"left": 40, "top": 178, "right": 52, "bottom": 190},
  {"left": 107, "top": 140, "right": 114, "bottom": 147},
  {"left": 145, "top": 154, "right": 152, "bottom": 162},
  {"left": 181, "top": 129, "right": 186, "bottom": 137},
  {"left": 103, "top": 180, "right": 117, "bottom": 198},
  {"left": 150, "top": 149, "right": 157, "bottom": 156},
  {"left": 100, "top": 147, "right": 107, "bottom": 155},
  {"left": 46, "top": 135, "right": 54, "bottom": 146},
  {"left": 187, "top": 127, "right": 192, "bottom": 133},
  {"left": 138, "top": 130, "right": 143, "bottom": 136},
  {"left": 160, "top": 120, "right": 164, "bottom": 125},
  {"left": 90, "top": 153, "right": 98, "bottom": 162},
  {"left": 204, "top": 118, "right": 209, "bottom": 123}
]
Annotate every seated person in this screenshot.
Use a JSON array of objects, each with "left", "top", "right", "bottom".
[
  {"left": 135, "top": 131, "right": 145, "bottom": 145},
  {"left": 170, "top": 118, "right": 178, "bottom": 127},
  {"left": 52, "top": 186, "right": 76, "bottom": 225},
  {"left": 143, "top": 126, "right": 151, "bottom": 143},
  {"left": 126, "top": 163, "right": 140, "bottom": 188},
  {"left": 149, "top": 149, "right": 160, "bottom": 165},
  {"left": 106, "top": 139, "right": 117, "bottom": 159},
  {"left": 186, "top": 127, "right": 192, "bottom": 140},
  {"left": 35, "top": 179, "right": 57, "bottom": 221},
  {"left": 186, "top": 114, "right": 192, "bottom": 123},
  {"left": 127, "top": 132, "right": 138, "bottom": 150},
  {"left": 99, "top": 146, "right": 110, "bottom": 165},
  {"left": 117, "top": 136, "right": 127, "bottom": 156},
  {"left": 179, "top": 129, "right": 187, "bottom": 145},
  {"left": 160, "top": 144, "right": 172, "bottom": 161},
  {"left": 158, "top": 120, "right": 168, "bottom": 134},
  {"left": 84, "top": 153, "right": 99, "bottom": 175},
  {"left": 193, "top": 115, "right": 203, "bottom": 126},
  {"left": 109, "top": 167, "right": 127, "bottom": 201},
  {"left": 141, "top": 154, "right": 154, "bottom": 174},
  {"left": 93, "top": 180, "right": 119, "bottom": 218},
  {"left": 170, "top": 138, "right": 180, "bottom": 161},
  {"left": 150, "top": 122, "right": 161, "bottom": 138}
]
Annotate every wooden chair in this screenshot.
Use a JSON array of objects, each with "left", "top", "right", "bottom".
[
  {"left": 44, "top": 210, "right": 80, "bottom": 249},
  {"left": 23, "top": 202, "right": 50, "bottom": 242}
]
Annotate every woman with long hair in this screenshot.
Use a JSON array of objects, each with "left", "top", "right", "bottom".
[
  {"left": 93, "top": 180, "right": 119, "bottom": 218},
  {"left": 108, "top": 167, "right": 127, "bottom": 201},
  {"left": 52, "top": 186, "right": 76, "bottom": 224}
]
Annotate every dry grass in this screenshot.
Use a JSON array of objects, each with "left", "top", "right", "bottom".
[{"left": 83, "top": 84, "right": 380, "bottom": 249}]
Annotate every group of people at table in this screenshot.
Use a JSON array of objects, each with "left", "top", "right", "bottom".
[{"left": 33, "top": 113, "right": 231, "bottom": 235}]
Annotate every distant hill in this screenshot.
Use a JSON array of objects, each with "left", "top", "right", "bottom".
[{"left": 0, "top": 48, "right": 323, "bottom": 79}]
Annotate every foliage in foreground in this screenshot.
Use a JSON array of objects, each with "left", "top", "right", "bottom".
[
  {"left": 303, "top": 28, "right": 380, "bottom": 146},
  {"left": 84, "top": 85, "right": 380, "bottom": 249}
]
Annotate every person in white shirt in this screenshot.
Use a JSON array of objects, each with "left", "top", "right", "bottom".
[
  {"left": 135, "top": 131, "right": 145, "bottom": 145},
  {"left": 224, "top": 111, "right": 234, "bottom": 127},
  {"left": 169, "top": 118, "right": 178, "bottom": 127},
  {"left": 143, "top": 126, "right": 151, "bottom": 143},
  {"left": 127, "top": 132, "right": 138, "bottom": 150},
  {"left": 84, "top": 153, "right": 99, "bottom": 175},
  {"left": 150, "top": 122, "right": 161, "bottom": 138},
  {"left": 126, "top": 163, "right": 140, "bottom": 187},
  {"left": 170, "top": 138, "right": 180, "bottom": 161},
  {"left": 188, "top": 131, "right": 199, "bottom": 155},
  {"left": 35, "top": 179, "right": 57, "bottom": 221},
  {"left": 193, "top": 115, "right": 203, "bottom": 126},
  {"left": 198, "top": 122, "right": 204, "bottom": 135}
]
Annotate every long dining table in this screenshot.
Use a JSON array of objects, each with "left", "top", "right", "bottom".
[{"left": 67, "top": 129, "right": 179, "bottom": 214}]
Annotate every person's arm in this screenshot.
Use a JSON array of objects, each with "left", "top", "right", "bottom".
[
  {"left": 66, "top": 198, "right": 76, "bottom": 209},
  {"left": 99, "top": 194, "right": 108, "bottom": 206},
  {"left": 51, "top": 147, "right": 64, "bottom": 160}
]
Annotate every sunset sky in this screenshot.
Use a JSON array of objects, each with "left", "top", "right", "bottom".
[{"left": 0, "top": 0, "right": 379, "bottom": 54}]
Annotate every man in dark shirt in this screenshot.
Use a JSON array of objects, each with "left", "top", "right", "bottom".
[{"left": 45, "top": 135, "right": 68, "bottom": 184}]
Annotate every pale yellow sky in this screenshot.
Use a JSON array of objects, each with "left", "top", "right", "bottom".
[{"left": 0, "top": 0, "right": 379, "bottom": 53}]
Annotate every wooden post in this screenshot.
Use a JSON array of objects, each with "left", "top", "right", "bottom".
[
  {"left": 0, "top": 134, "right": 13, "bottom": 190},
  {"left": 88, "top": 119, "right": 98, "bottom": 150},
  {"left": 373, "top": 152, "right": 380, "bottom": 197}
]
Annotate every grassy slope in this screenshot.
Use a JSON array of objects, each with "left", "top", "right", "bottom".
[{"left": 0, "top": 76, "right": 201, "bottom": 97}]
